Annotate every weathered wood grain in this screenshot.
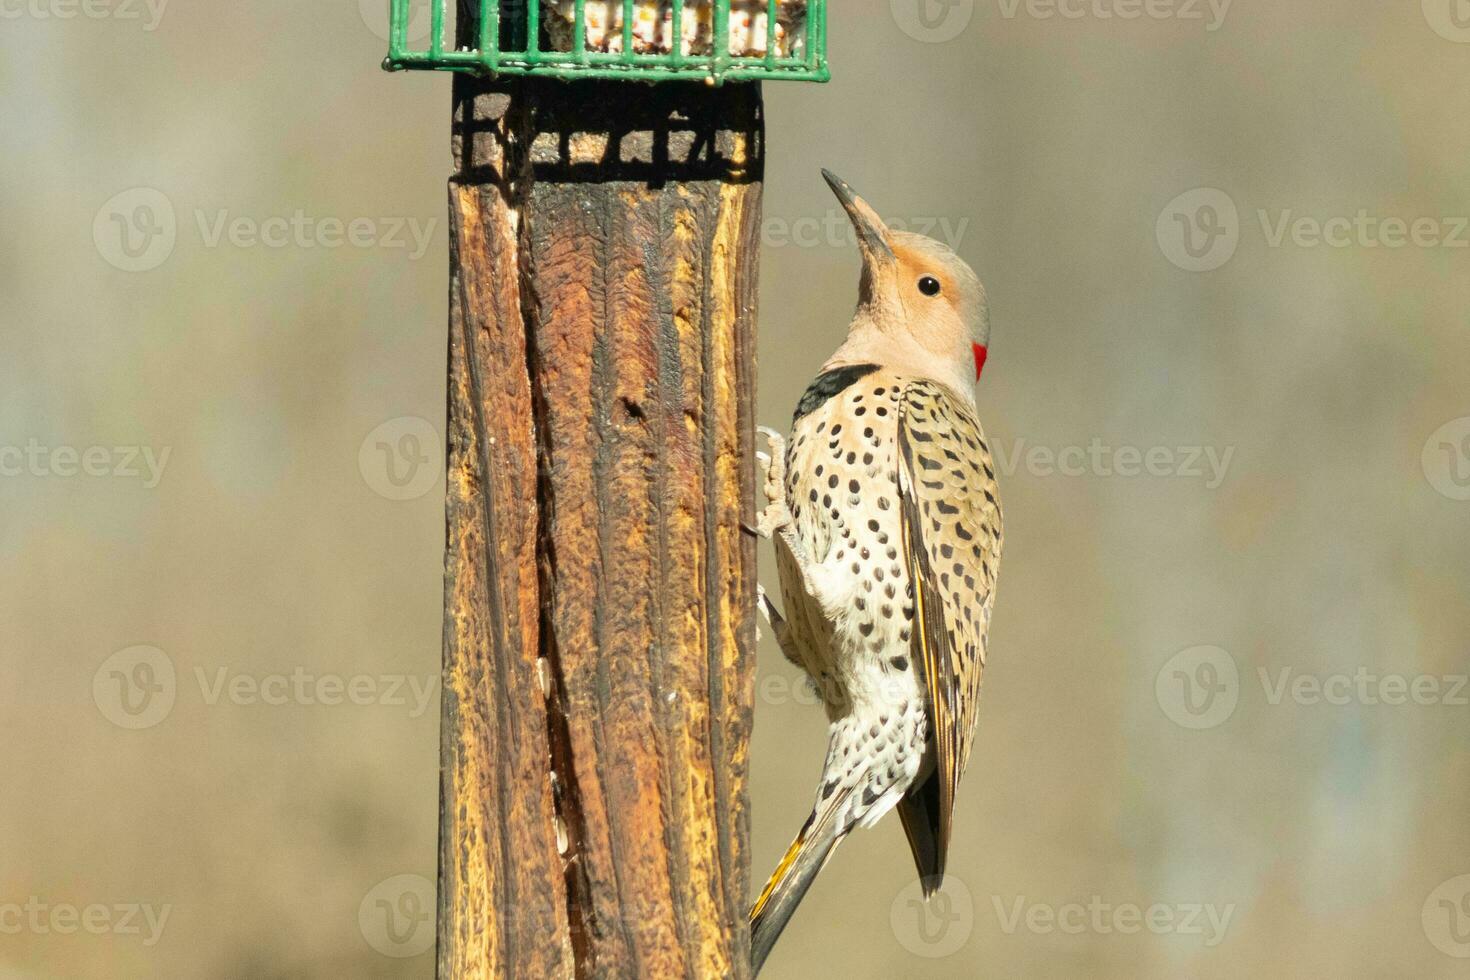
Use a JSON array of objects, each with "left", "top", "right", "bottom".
[{"left": 439, "top": 78, "right": 762, "bottom": 980}]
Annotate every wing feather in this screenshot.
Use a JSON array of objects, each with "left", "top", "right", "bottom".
[{"left": 896, "top": 381, "right": 1003, "bottom": 880}]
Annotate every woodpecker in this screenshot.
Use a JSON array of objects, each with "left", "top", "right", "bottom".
[{"left": 748, "top": 171, "right": 1003, "bottom": 973}]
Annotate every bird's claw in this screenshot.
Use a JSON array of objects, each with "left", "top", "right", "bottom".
[
  {"left": 752, "top": 499, "right": 794, "bottom": 540},
  {"left": 754, "top": 426, "right": 789, "bottom": 533}
]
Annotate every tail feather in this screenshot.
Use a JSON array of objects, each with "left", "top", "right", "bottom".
[
  {"left": 749, "top": 794, "right": 850, "bottom": 975},
  {"left": 896, "top": 769, "right": 948, "bottom": 897}
]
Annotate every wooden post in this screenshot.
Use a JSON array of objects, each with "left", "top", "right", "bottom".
[{"left": 437, "top": 74, "right": 763, "bottom": 979}]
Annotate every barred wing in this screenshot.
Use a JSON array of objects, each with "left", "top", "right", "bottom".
[{"left": 895, "top": 381, "right": 1003, "bottom": 875}]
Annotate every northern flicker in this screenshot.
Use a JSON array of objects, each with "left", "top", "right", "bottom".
[{"left": 748, "top": 171, "right": 1003, "bottom": 973}]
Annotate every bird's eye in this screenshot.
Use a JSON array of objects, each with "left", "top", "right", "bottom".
[{"left": 918, "top": 276, "right": 941, "bottom": 297}]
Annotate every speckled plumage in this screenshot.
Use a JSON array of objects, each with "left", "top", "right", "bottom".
[
  {"left": 749, "top": 172, "right": 1005, "bottom": 974},
  {"left": 779, "top": 373, "right": 917, "bottom": 825},
  {"left": 776, "top": 370, "right": 1001, "bottom": 835},
  {"left": 894, "top": 381, "right": 1003, "bottom": 852}
]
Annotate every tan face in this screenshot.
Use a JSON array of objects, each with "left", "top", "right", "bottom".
[
  {"left": 891, "top": 234, "right": 990, "bottom": 381},
  {"left": 822, "top": 171, "right": 991, "bottom": 388}
]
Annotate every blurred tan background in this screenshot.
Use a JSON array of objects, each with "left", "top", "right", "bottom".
[{"left": 4, "top": 1, "right": 1470, "bottom": 977}]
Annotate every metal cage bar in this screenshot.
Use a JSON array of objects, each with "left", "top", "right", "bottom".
[{"left": 384, "top": 0, "right": 829, "bottom": 83}]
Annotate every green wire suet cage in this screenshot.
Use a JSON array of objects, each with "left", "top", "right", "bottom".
[{"left": 384, "top": 0, "right": 828, "bottom": 83}]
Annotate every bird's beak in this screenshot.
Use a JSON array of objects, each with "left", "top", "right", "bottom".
[{"left": 822, "top": 169, "right": 895, "bottom": 264}]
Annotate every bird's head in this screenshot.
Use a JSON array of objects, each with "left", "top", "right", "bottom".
[{"left": 822, "top": 169, "right": 990, "bottom": 397}]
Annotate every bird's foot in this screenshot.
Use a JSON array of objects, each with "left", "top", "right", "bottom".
[
  {"left": 753, "top": 426, "right": 792, "bottom": 539},
  {"left": 753, "top": 499, "right": 796, "bottom": 540}
]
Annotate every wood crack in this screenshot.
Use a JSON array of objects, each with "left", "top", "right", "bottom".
[
  {"left": 440, "top": 76, "right": 762, "bottom": 980},
  {"left": 517, "top": 122, "right": 597, "bottom": 980}
]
